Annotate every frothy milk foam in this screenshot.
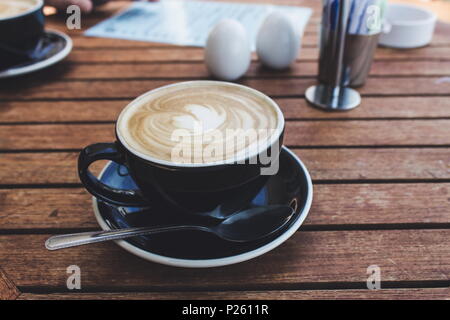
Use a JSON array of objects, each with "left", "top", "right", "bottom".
[
  {"left": 0, "top": 0, "right": 39, "bottom": 19},
  {"left": 117, "top": 82, "right": 281, "bottom": 164}
]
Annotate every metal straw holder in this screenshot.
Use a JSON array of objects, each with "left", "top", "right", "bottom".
[{"left": 306, "top": 0, "right": 370, "bottom": 111}]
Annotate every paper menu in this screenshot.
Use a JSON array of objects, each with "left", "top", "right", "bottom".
[{"left": 85, "top": 0, "right": 313, "bottom": 49}]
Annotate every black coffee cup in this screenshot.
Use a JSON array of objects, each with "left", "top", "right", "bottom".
[
  {"left": 78, "top": 82, "right": 285, "bottom": 213},
  {"left": 0, "top": 0, "right": 45, "bottom": 71}
]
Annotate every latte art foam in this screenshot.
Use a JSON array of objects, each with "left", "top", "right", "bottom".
[
  {"left": 0, "top": 0, "right": 38, "bottom": 19},
  {"left": 117, "top": 83, "right": 280, "bottom": 164}
]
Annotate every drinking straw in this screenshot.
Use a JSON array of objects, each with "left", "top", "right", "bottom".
[
  {"left": 346, "top": 0, "right": 356, "bottom": 34},
  {"left": 348, "top": 0, "right": 366, "bottom": 34},
  {"left": 356, "top": 0, "right": 370, "bottom": 34},
  {"left": 322, "top": 0, "right": 330, "bottom": 29},
  {"left": 329, "top": 0, "right": 339, "bottom": 31}
]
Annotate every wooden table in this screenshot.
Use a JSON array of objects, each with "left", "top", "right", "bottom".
[{"left": 1, "top": 0, "right": 449, "bottom": 300}]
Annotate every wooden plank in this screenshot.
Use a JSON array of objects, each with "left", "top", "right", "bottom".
[
  {"left": 296, "top": 148, "right": 450, "bottom": 180},
  {"left": 309, "top": 183, "right": 450, "bottom": 225},
  {"left": 69, "top": 34, "right": 319, "bottom": 49},
  {"left": 68, "top": 47, "right": 234, "bottom": 63},
  {"left": 0, "top": 188, "right": 93, "bottom": 230},
  {"left": 1, "top": 78, "right": 449, "bottom": 100},
  {"left": 284, "top": 120, "right": 450, "bottom": 146},
  {"left": 66, "top": 47, "right": 450, "bottom": 63},
  {"left": 0, "top": 267, "right": 19, "bottom": 300},
  {"left": 374, "top": 47, "right": 450, "bottom": 61},
  {"left": 69, "top": 30, "right": 450, "bottom": 49},
  {"left": 0, "top": 120, "right": 449, "bottom": 150},
  {"left": 42, "top": 61, "right": 316, "bottom": 79},
  {"left": 2, "top": 97, "right": 450, "bottom": 123},
  {"left": 28, "top": 60, "right": 450, "bottom": 80},
  {"left": 64, "top": 22, "right": 450, "bottom": 48},
  {"left": 1, "top": 230, "right": 449, "bottom": 288},
  {"left": 18, "top": 288, "right": 450, "bottom": 300},
  {"left": 369, "top": 61, "right": 450, "bottom": 76},
  {"left": 0, "top": 152, "right": 102, "bottom": 185},
  {"left": 0, "top": 124, "right": 115, "bottom": 150},
  {"left": 0, "top": 148, "right": 449, "bottom": 186},
  {"left": 0, "top": 183, "right": 449, "bottom": 230}
]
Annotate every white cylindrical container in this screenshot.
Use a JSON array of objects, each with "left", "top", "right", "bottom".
[{"left": 379, "top": 3, "right": 437, "bottom": 49}]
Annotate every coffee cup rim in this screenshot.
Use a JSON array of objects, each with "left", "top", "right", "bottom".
[
  {"left": 116, "top": 80, "right": 285, "bottom": 168},
  {"left": 0, "top": 0, "right": 43, "bottom": 21}
]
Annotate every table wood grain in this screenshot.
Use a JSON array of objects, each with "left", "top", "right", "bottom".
[{"left": 0, "top": 0, "right": 449, "bottom": 300}]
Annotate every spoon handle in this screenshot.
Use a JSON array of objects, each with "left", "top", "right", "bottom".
[{"left": 45, "top": 225, "right": 207, "bottom": 251}]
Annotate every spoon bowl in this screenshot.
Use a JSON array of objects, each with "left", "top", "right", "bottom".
[{"left": 213, "top": 205, "right": 294, "bottom": 242}]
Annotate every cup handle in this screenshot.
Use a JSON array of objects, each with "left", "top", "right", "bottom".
[{"left": 78, "top": 142, "right": 148, "bottom": 206}]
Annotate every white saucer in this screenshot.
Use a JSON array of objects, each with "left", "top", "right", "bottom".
[
  {"left": 0, "top": 30, "right": 72, "bottom": 79},
  {"left": 92, "top": 147, "right": 313, "bottom": 268}
]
